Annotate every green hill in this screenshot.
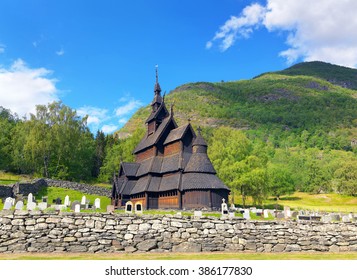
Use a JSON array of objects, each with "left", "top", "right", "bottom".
[
  {"left": 120, "top": 65, "right": 357, "bottom": 137},
  {"left": 256, "top": 61, "right": 357, "bottom": 90}
]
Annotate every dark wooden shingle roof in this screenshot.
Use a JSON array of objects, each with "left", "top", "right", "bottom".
[
  {"left": 121, "top": 162, "right": 140, "bottom": 177},
  {"left": 133, "top": 116, "right": 177, "bottom": 154},
  {"left": 184, "top": 153, "right": 216, "bottom": 174},
  {"left": 181, "top": 173, "right": 229, "bottom": 191},
  {"left": 163, "top": 124, "right": 192, "bottom": 145}
]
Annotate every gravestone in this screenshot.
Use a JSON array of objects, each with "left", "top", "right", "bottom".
[
  {"left": 27, "top": 201, "right": 37, "bottom": 211},
  {"left": 135, "top": 202, "right": 143, "bottom": 214},
  {"left": 292, "top": 211, "right": 299, "bottom": 219},
  {"left": 27, "top": 193, "right": 37, "bottom": 210},
  {"left": 81, "top": 196, "right": 86, "bottom": 205},
  {"left": 221, "top": 199, "right": 228, "bottom": 215},
  {"left": 321, "top": 215, "right": 332, "bottom": 223},
  {"left": 256, "top": 209, "right": 263, "bottom": 217},
  {"left": 37, "top": 202, "right": 47, "bottom": 210},
  {"left": 94, "top": 198, "right": 101, "bottom": 209},
  {"left": 3, "top": 197, "right": 12, "bottom": 210},
  {"left": 342, "top": 215, "right": 351, "bottom": 223},
  {"left": 15, "top": 200, "right": 24, "bottom": 210},
  {"left": 284, "top": 206, "right": 291, "bottom": 218},
  {"left": 243, "top": 209, "right": 250, "bottom": 220},
  {"left": 64, "top": 195, "right": 70, "bottom": 207},
  {"left": 230, "top": 204, "right": 236, "bottom": 212},
  {"left": 71, "top": 201, "right": 80, "bottom": 211},
  {"left": 75, "top": 204, "right": 81, "bottom": 213},
  {"left": 194, "top": 211, "right": 202, "bottom": 218},
  {"left": 125, "top": 201, "right": 133, "bottom": 214},
  {"left": 298, "top": 215, "right": 311, "bottom": 221},
  {"left": 229, "top": 212, "right": 235, "bottom": 219},
  {"left": 263, "top": 209, "right": 269, "bottom": 218},
  {"left": 330, "top": 214, "right": 341, "bottom": 222},
  {"left": 276, "top": 212, "right": 285, "bottom": 219},
  {"left": 106, "top": 205, "right": 115, "bottom": 213}
]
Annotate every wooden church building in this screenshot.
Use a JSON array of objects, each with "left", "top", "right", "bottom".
[{"left": 111, "top": 70, "right": 230, "bottom": 210}]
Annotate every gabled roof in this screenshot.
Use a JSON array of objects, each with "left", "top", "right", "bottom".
[
  {"left": 163, "top": 123, "right": 195, "bottom": 145},
  {"left": 133, "top": 115, "right": 177, "bottom": 154},
  {"left": 181, "top": 173, "right": 229, "bottom": 191},
  {"left": 145, "top": 102, "right": 168, "bottom": 123},
  {"left": 121, "top": 162, "right": 140, "bottom": 177},
  {"left": 184, "top": 153, "right": 216, "bottom": 174},
  {"left": 147, "top": 176, "right": 162, "bottom": 192}
]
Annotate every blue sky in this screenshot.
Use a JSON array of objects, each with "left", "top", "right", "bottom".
[{"left": 1, "top": 0, "right": 357, "bottom": 134}]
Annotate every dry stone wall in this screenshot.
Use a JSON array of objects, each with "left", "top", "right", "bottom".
[
  {"left": 0, "top": 178, "right": 111, "bottom": 199},
  {"left": 1, "top": 211, "right": 357, "bottom": 253}
]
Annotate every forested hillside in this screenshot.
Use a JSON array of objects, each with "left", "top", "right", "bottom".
[{"left": 1, "top": 61, "right": 357, "bottom": 204}]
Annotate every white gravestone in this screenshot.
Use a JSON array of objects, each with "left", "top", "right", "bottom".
[
  {"left": 27, "top": 193, "right": 37, "bottom": 210},
  {"left": 64, "top": 195, "right": 70, "bottom": 207},
  {"left": 284, "top": 206, "right": 291, "bottom": 218},
  {"left": 194, "top": 211, "right": 202, "bottom": 218},
  {"left": 243, "top": 209, "right": 251, "bottom": 220},
  {"left": 94, "top": 198, "right": 101, "bottom": 209},
  {"left": 135, "top": 202, "right": 143, "bottom": 214},
  {"left": 125, "top": 201, "right": 133, "bottom": 214},
  {"left": 221, "top": 199, "right": 228, "bottom": 215},
  {"left": 229, "top": 212, "right": 235, "bottom": 218},
  {"left": 81, "top": 196, "right": 86, "bottom": 205},
  {"left": 75, "top": 204, "right": 81, "bottom": 213},
  {"left": 263, "top": 209, "right": 269, "bottom": 218},
  {"left": 15, "top": 201, "right": 24, "bottom": 210},
  {"left": 230, "top": 204, "right": 236, "bottom": 212},
  {"left": 37, "top": 202, "right": 47, "bottom": 210},
  {"left": 3, "top": 197, "right": 12, "bottom": 210}
]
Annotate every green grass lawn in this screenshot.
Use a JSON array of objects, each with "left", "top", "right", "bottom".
[
  {"left": 36, "top": 186, "right": 111, "bottom": 211},
  {"left": 232, "top": 192, "right": 357, "bottom": 213},
  {"left": 1, "top": 252, "right": 357, "bottom": 260}
]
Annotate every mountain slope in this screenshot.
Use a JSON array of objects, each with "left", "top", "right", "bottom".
[
  {"left": 256, "top": 61, "right": 357, "bottom": 90},
  {"left": 120, "top": 70, "right": 357, "bottom": 138}
]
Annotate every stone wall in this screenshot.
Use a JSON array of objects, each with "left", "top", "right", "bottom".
[
  {"left": 0, "top": 178, "right": 111, "bottom": 199},
  {"left": 1, "top": 211, "right": 357, "bottom": 253},
  {"left": 0, "top": 186, "right": 13, "bottom": 200}
]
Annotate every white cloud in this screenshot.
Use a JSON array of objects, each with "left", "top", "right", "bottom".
[
  {"left": 56, "top": 47, "right": 65, "bottom": 56},
  {"left": 0, "top": 44, "right": 5, "bottom": 54},
  {"left": 207, "top": 0, "right": 357, "bottom": 67},
  {"left": 115, "top": 99, "right": 143, "bottom": 117},
  {"left": 0, "top": 59, "right": 58, "bottom": 117},
  {"left": 206, "top": 3, "right": 266, "bottom": 51},
  {"left": 101, "top": 124, "right": 118, "bottom": 134},
  {"left": 118, "top": 118, "right": 127, "bottom": 124},
  {"left": 77, "top": 106, "right": 109, "bottom": 126}
]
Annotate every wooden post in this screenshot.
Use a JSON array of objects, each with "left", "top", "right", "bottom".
[
  {"left": 145, "top": 192, "right": 149, "bottom": 210},
  {"left": 178, "top": 190, "right": 182, "bottom": 209}
]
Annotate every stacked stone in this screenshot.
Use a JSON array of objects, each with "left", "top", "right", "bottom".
[{"left": 1, "top": 210, "right": 357, "bottom": 253}]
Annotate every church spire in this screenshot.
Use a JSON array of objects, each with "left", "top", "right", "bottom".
[{"left": 151, "top": 65, "right": 163, "bottom": 112}]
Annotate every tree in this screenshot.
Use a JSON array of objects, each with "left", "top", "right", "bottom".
[
  {"left": 267, "top": 163, "right": 295, "bottom": 200},
  {"left": 92, "top": 130, "right": 106, "bottom": 178},
  {"left": 334, "top": 160, "right": 357, "bottom": 195}
]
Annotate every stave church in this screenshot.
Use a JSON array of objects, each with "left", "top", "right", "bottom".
[{"left": 111, "top": 69, "right": 230, "bottom": 210}]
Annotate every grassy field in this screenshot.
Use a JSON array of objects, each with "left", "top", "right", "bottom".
[
  {"left": 232, "top": 192, "right": 357, "bottom": 213},
  {"left": 0, "top": 252, "right": 357, "bottom": 260}
]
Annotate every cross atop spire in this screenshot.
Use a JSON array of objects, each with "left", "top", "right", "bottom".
[{"left": 154, "top": 64, "right": 161, "bottom": 95}]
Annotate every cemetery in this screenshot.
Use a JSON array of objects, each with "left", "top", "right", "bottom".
[{"left": 2, "top": 191, "right": 357, "bottom": 254}]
